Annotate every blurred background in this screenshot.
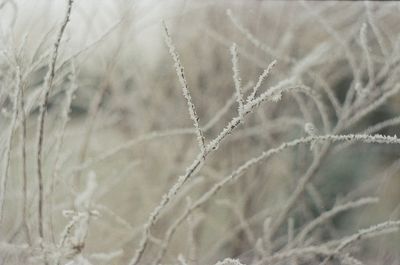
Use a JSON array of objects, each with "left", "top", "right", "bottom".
[{"left": 0, "top": 1, "right": 400, "bottom": 264}]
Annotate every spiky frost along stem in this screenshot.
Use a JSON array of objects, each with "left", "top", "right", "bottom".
[
  {"left": 153, "top": 134, "right": 400, "bottom": 263},
  {"left": 35, "top": 0, "right": 73, "bottom": 241},
  {"left": 230, "top": 43, "right": 244, "bottom": 119},
  {"left": 163, "top": 22, "right": 206, "bottom": 155},
  {"left": 129, "top": 27, "right": 287, "bottom": 265}
]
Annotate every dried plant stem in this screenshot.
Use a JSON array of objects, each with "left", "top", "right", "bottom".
[
  {"left": 306, "top": 184, "right": 337, "bottom": 238},
  {"left": 226, "top": 9, "right": 293, "bottom": 63},
  {"left": 153, "top": 134, "right": 400, "bottom": 264},
  {"left": 129, "top": 38, "right": 289, "bottom": 265},
  {"left": 0, "top": 67, "right": 22, "bottom": 223},
  {"left": 294, "top": 197, "right": 379, "bottom": 245},
  {"left": 35, "top": 0, "right": 73, "bottom": 241},
  {"left": 17, "top": 67, "right": 31, "bottom": 244},
  {"left": 74, "top": 24, "right": 129, "bottom": 188},
  {"left": 345, "top": 84, "right": 400, "bottom": 128},
  {"left": 301, "top": 1, "right": 361, "bottom": 87},
  {"left": 311, "top": 73, "right": 342, "bottom": 117},
  {"left": 340, "top": 253, "right": 365, "bottom": 265},
  {"left": 365, "top": 1, "right": 389, "bottom": 58},
  {"left": 163, "top": 22, "right": 206, "bottom": 155},
  {"left": 56, "top": 19, "right": 123, "bottom": 74},
  {"left": 230, "top": 43, "right": 244, "bottom": 118},
  {"left": 217, "top": 200, "right": 256, "bottom": 245},
  {"left": 49, "top": 62, "right": 78, "bottom": 243},
  {"left": 74, "top": 77, "right": 109, "bottom": 188},
  {"left": 320, "top": 220, "right": 400, "bottom": 265},
  {"left": 360, "top": 23, "right": 375, "bottom": 91},
  {"left": 287, "top": 218, "right": 297, "bottom": 265},
  {"left": 248, "top": 61, "right": 277, "bottom": 102},
  {"left": 255, "top": 245, "right": 333, "bottom": 265},
  {"left": 271, "top": 140, "right": 332, "bottom": 239},
  {"left": 363, "top": 115, "right": 400, "bottom": 135},
  {"left": 68, "top": 82, "right": 255, "bottom": 177}
]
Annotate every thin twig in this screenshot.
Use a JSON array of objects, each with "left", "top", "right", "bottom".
[{"left": 35, "top": 0, "right": 74, "bottom": 241}]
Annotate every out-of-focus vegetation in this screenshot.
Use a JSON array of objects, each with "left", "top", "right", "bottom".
[{"left": 0, "top": 1, "right": 400, "bottom": 264}]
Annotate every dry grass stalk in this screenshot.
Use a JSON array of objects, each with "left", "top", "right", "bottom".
[{"left": 35, "top": 0, "right": 74, "bottom": 240}]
